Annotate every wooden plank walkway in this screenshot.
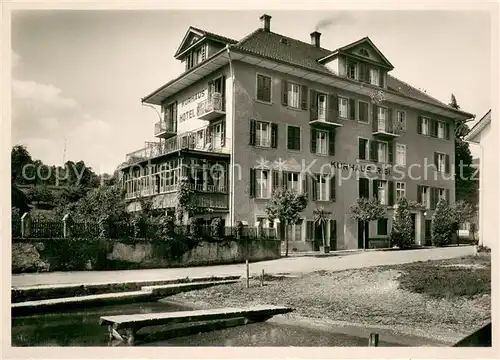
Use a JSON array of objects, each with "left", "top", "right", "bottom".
[{"left": 100, "top": 305, "right": 293, "bottom": 345}]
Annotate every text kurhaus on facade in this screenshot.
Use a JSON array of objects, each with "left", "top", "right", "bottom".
[{"left": 120, "top": 14, "right": 474, "bottom": 251}]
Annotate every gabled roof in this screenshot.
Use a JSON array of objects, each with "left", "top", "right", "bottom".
[
  {"left": 174, "top": 26, "right": 237, "bottom": 59},
  {"left": 318, "top": 36, "right": 394, "bottom": 70},
  {"left": 465, "top": 110, "right": 491, "bottom": 143},
  {"left": 147, "top": 26, "right": 473, "bottom": 119}
]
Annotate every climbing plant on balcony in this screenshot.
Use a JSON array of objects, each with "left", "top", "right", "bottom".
[{"left": 175, "top": 179, "right": 196, "bottom": 225}]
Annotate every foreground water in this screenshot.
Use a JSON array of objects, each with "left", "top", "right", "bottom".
[{"left": 12, "top": 301, "right": 403, "bottom": 347}]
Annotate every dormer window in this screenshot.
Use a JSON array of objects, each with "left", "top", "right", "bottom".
[
  {"left": 347, "top": 62, "right": 357, "bottom": 80},
  {"left": 185, "top": 44, "right": 207, "bottom": 71},
  {"left": 369, "top": 68, "right": 380, "bottom": 86}
]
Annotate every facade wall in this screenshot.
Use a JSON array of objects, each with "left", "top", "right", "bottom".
[
  {"left": 478, "top": 122, "right": 496, "bottom": 249},
  {"left": 230, "top": 61, "right": 455, "bottom": 250}
]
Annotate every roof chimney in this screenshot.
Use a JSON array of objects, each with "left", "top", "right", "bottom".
[
  {"left": 310, "top": 31, "right": 321, "bottom": 48},
  {"left": 260, "top": 14, "right": 271, "bottom": 32}
]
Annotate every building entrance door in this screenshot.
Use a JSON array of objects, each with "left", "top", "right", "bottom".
[{"left": 357, "top": 221, "right": 369, "bottom": 249}]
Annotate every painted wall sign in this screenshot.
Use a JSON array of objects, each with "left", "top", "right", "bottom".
[
  {"left": 178, "top": 90, "right": 207, "bottom": 123},
  {"left": 331, "top": 161, "right": 391, "bottom": 175}
]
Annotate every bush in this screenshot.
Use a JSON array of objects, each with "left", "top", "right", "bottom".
[
  {"left": 432, "top": 199, "right": 455, "bottom": 247},
  {"left": 390, "top": 198, "right": 414, "bottom": 249},
  {"left": 188, "top": 217, "right": 202, "bottom": 238},
  {"left": 210, "top": 217, "right": 223, "bottom": 239}
]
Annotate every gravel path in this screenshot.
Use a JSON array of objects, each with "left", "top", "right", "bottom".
[{"left": 169, "top": 257, "right": 491, "bottom": 344}]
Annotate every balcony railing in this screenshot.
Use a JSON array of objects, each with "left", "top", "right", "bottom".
[
  {"left": 154, "top": 121, "right": 176, "bottom": 138},
  {"left": 124, "top": 125, "right": 230, "bottom": 166},
  {"left": 372, "top": 117, "right": 401, "bottom": 138},
  {"left": 197, "top": 92, "right": 225, "bottom": 121},
  {"left": 309, "top": 106, "right": 342, "bottom": 128}
]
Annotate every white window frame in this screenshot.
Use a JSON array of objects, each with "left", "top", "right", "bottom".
[
  {"left": 421, "top": 117, "right": 430, "bottom": 135},
  {"left": 255, "top": 169, "right": 270, "bottom": 199},
  {"left": 377, "top": 180, "right": 387, "bottom": 205},
  {"left": 378, "top": 141, "right": 388, "bottom": 163},
  {"left": 287, "top": 172, "right": 301, "bottom": 193},
  {"left": 287, "top": 82, "right": 300, "bottom": 108},
  {"left": 317, "top": 174, "right": 330, "bottom": 201},
  {"left": 437, "top": 121, "right": 445, "bottom": 139},
  {"left": 370, "top": 68, "right": 380, "bottom": 86},
  {"left": 286, "top": 219, "right": 304, "bottom": 242},
  {"left": 255, "top": 73, "right": 272, "bottom": 103},
  {"left": 358, "top": 100, "right": 370, "bottom": 123},
  {"left": 438, "top": 188, "right": 447, "bottom": 201},
  {"left": 316, "top": 130, "right": 329, "bottom": 155},
  {"left": 377, "top": 106, "right": 387, "bottom": 131},
  {"left": 437, "top": 152, "right": 446, "bottom": 173},
  {"left": 347, "top": 62, "right": 357, "bottom": 80},
  {"left": 396, "top": 182, "right": 406, "bottom": 200},
  {"left": 420, "top": 185, "right": 430, "bottom": 209},
  {"left": 358, "top": 137, "right": 369, "bottom": 160},
  {"left": 396, "top": 110, "right": 406, "bottom": 131},
  {"left": 255, "top": 120, "right": 271, "bottom": 148},
  {"left": 395, "top": 143, "right": 407, "bottom": 166},
  {"left": 338, "top": 96, "right": 349, "bottom": 119},
  {"left": 317, "top": 93, "right": 327, "bottom": 120}
]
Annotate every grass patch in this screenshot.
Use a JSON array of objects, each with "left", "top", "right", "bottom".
[{"left": 397, "top": 256, "right": 490, "bottom": 299}]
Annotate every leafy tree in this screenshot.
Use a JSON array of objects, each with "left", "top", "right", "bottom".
[
  {"left": 349, "top": 198, "right": 386, "bottom": 249},
  {"left": 448, "top": 94, "right": 477, "bottom": 203},
  {"left": 265, "top": 186, "right": 308, "bottom": 257},
  {"left": 431, "top": 198, "right": 455, "bottom": 247},
  {"left": 390, "top": 197, "right": 414, "bottom": 249},
  {"left": 313, "top": 207, "right": 332, "bottom": 253},
  {"left": 26, "top": 185, "right": 55, "bottom": 204},
  {"left": 11, "top": 145, "right": 33, "bottom": 184},
  {"left": 452, "top": 200, "right": 476, "bottom": 243}
]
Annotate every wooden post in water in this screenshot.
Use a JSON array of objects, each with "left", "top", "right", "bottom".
[
  {"left": 369, "top": 333, "right": 379, "bottom": 346},
  {"left": 260, "top": 269, "right": 264, "bottom": 287},
  {"left": 245, "top": 260, "right": 249, "bottom": 288}
]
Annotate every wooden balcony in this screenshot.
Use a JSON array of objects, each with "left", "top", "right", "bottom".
[
  {"left": 192, "top": 192, "right": 229, "bottom": 209},
  {"left": 372, "top": 118, "right": 401, "bottom": 139},
  {"left": 154, "top": 121, "right": 176, "bottom": 139},
  {"left": 123, "top": 125, "right": 230, "bottom": 166},
  {"left": 197, "top": 92, "right": 225, "bottom": 121}
]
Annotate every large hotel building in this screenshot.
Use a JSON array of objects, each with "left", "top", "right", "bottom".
[{"left": 120, "top": 14, "right": 474, "bottom": 251}]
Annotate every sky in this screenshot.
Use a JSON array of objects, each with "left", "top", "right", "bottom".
[{"left": 11, "top": 9, "right": 491, "bottom": 174}]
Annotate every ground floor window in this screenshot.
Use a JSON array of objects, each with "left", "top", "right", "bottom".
[
  {"left": 377, "top": 218, "right": 388, "bottom": 235},
  {"left": 286, "top": 220, "right": 303, "bottom": 242}
]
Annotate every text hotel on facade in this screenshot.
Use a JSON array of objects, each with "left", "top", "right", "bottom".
[{"left": 120, "top": 14, "right": 474, "bottom": 251}]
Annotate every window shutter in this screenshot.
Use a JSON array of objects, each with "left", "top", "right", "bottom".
[
  {"left": 388, "top": 180, "right": 394, "bottom": 206},
  {"left": 281, "top": 80, "right": 288, "bottom": 106},
  {"left": 287, "top": 126, "right": 293, "bottom": 150},
  {"left": 330, "top": 219, "right": 337, "bottom": 250},
  {"left": 310, "top": 90, "right": 318, "bottom": 121},
  {"left": 311, "top": 175, "right": 318, "bottom": 201},
  {"left": 330, "top": 176, "right": 336, "bottom": 202},
  {"left": 417, "top": 185, "right": 422, "bottom": 203},
  {"left": 256, "top": 75, "right": 263, "bottom": 100},
  {"left": 388, "top": 142, "right": 394, "bottom": 164},
  {"left": 327, "top": 94, "right": 337, "bottom": 122},
  {"left": 282, "top": 171, "right": 288, "bottom": 188},
  {"left": 328, "top": 129, "right": 336, "bottom": 155},
  {"left": 445, "top": 154, "right": 450, "bottom": 174},
  {"left": 372, "top": 104, "right": 378, "bottom": 131},
  {"left": 359, "top": 63, "right": 366, "bottom": 82},
  {"left": 359, "top": 178, "right": 369, "bottom": 198},
  {"left": 430, "top": 187, "right": 437, "bottom": 209},
  {"left": 370, "top": 140, "right": 378, "bottom": 162},
  {"left": 249, "top": 120, "right": 256, "bottom": 145},
  {"left": 310, "top": 128, "right": 317, "bottom": 153},
  {"left": 387, "top": 108, "right": 393, "bottom": 133},
  {"left": 302, "top": 174, "right": 308, "bottom": 196},
  {"left": 372, "top": 179, "right": 378, "bottom": 199},
  {"left": 271, "top": 123, "right": 278, "bottom": 148},
  {"left": 220, "top": 121, "right": 226, "bottom": 147},
  {"left": 221, "top": 75, "right": 226, "bottom": 108},
  {"left": 249, "top": 168, "right": 256, "bottom": 197},
  {"left": 301, "top": 85, "right": 308, "bottom": 110},
  {"left": 445, "top": 122, "right": 451, "bottom": 140},
  {"left": 306, "top": 220, "right": 314, "bottom": 241},
  {"left": 446, "top": 188, "right": 450, "bottom": 203},
  {"left": 358, "top": 138, "right": 365, "bottom": 159},
  {"left": 349, "top": 99, "right": 356, "bottom": 120},
  {"left": 430, "top": 119, "right": 437, "bottom": 137},
  {"left": 417, "top": 116, "right": 422, "bottom": 134},
  {"left": 208, "top": 79, "right": 214, "bottom": 97},
  {"left": 272, "top": 170, "right": 279, "bottom": 193},
  {"left": 173, "top": 102, "right": 178, "bottom": 132},
  {"left": 295, "top": 127, "right": 301, "bottom": 151},
  {"left": 434, "top": 152, "right": 438, "bottom": 168},
  {"left": 379, "top": 70, "right": 384, "bottom": 88}
]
